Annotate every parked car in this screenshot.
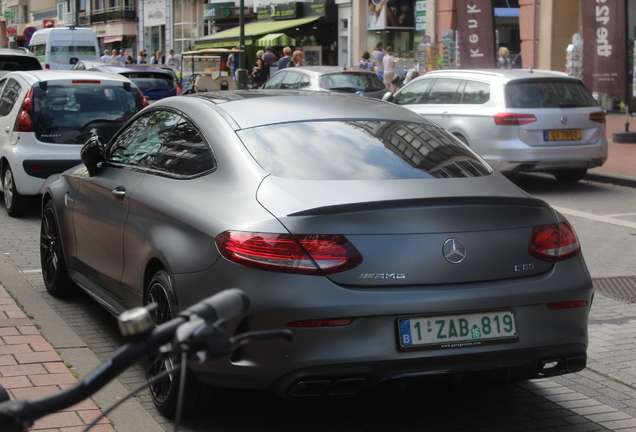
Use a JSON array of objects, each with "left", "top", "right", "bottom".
[
  {"left": 0, "top": 48, "right": 42, "bottom": 76},
  {"left": 41, "top": 91, "right": 592, "bottom": 416},
  {"left": 88, "top": 64, "right": 181, "bottom": 102},
  {"left": 0, "top": 70, "right": 146, "bottom": 217},
  {"left": 71, "top": 59, "right": 124, "bottom": 70},
  {"left": 262, "top": 66, "right": 389, "bottom": 98},
  {"left": 385, "top": 69, "right": 608, "bottom": 182}
]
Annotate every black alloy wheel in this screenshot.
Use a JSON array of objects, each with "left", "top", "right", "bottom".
[
  {"left": 144, "top": 270, "right": 213, "bottom": 417},
  {"left": 40, "top": 201, "right": 73, "bottom": 297}
]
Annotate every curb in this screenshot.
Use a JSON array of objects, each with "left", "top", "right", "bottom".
[{"left": 584, "top": 171, "right": 636, "bottom": 189}]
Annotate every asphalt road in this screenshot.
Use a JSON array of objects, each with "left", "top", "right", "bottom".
[{"left": 1, "top": 173, "right": 635, "bottom": 432}]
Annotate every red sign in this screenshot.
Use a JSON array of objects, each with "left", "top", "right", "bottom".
[
  {"left": 44, "top": 20, "right": 55, "bottom": 28},
  {"left": 7, "top": 28, "right": 17, "bottom": 35}
]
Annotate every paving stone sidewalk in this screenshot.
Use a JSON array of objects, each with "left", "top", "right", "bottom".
[{"left": 0, "top": 284, "right": 116, "bottom": 432}]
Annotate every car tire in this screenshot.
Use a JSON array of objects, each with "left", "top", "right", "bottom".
[
  {"left": 552, "top": 168, "right": 587, "bottom": 183},
  {"left": 3, "top": 165, "right": 27, "bottom": 217},
  {"left": 40, "top": 200, "right": 75, "bottom": 297},
  {"left": 453, "top": 134, "right": 469, "bottom": 146},
  {"left": 144, "top": 270, "right": 217, "bottom": 417}
]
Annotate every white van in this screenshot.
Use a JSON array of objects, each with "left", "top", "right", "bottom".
[{"left": 29, "top": 27, "right": 100, "bottom": 70}]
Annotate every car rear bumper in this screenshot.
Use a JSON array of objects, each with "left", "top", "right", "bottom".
[{"left": 179, "top": 257, "right": 593, "bottom": 395}]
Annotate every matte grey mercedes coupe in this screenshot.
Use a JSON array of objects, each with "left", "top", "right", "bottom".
[{"left": 40, "top": 91, "right": 593, "bottom": 415}]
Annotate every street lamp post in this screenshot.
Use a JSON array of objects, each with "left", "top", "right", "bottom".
[{"left": 236, "top": 0, "right": 248, "bottom": 89}]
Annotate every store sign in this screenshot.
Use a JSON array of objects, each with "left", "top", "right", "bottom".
[
  {"left": 455, "top": 0, "right": 496, "bottom": 69},
  {"left": 581, "top": 0, "right": 626, "bottom": 101},
  {"left": 307, "top": 0, "right": 326, "bottom": 17},
  {"left": 415, "top": 1, "right": 426, "bottom": 31},
  {"left": 367, "top": 0, "right": 414, "bottom": 30},
  {"left": 145, "top": 0, "right": 166, "bottom": 27},
  {"left": 256, "top": 3, "right": 297, "bottom": 21},
  {"left": 7, "top": 27, "right": 17, "bottom": 35},
  {"left": 204, "top": 2, "right": 233, "bottom": 20}
]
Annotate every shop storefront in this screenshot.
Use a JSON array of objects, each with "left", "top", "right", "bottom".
[{"left": 195, "top": 0, "right": 337, "bottom": 66}]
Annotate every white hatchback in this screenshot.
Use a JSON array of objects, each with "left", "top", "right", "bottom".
[
  {"left": 386, "top": 69, "right": 608, "bottom": 182},
  {"left": 0, "top": 70, "right": 146, "bottom": 216}
]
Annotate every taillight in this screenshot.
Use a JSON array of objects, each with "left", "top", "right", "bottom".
[
  {"left": 45, "top": 64, "right": 50, "bottom": 70},
  {"left": 175, "top": 83, "right": 182, "bottom": 95},
  {"left": 136, "top": 87, "right": 149, "bottom": 107},
  {"left": 494, "top": 113, "right": 537, "bottom": 125},
  {"left": 589, "top": 111, "right": 606, "bottom": 123},
  {"left": 548, "top": 301, "right": 588, "bottom": 310},
  {"left": 529, "top": 221, "right": 580, "bottom": 262},
  {"left": 15, "top": 88, "right": 34, "bottom": 132},
  {"left": 216, "top": 231, "right": 363, "bottom": 275}
]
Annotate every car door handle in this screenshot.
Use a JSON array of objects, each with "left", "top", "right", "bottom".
[{"left": 112, "top": 187, "right": 126, "bottom": 201}]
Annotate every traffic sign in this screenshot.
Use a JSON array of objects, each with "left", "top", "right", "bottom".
[{"left": 23, "top": 27, "right": 37, "bottom": 42}]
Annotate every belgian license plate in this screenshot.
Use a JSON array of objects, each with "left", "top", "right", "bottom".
[
  {"left": 544, "top": 129, "right": 582, "bottom": 141},
  {"left": 398, "top": 311, "right": 518, "bottom": 349}
]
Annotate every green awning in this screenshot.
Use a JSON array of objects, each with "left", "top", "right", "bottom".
[
  {"left": 255, "top": 33, "right": 296, "bottom": 48},
  {"left": 195, "top": 17, "right": 319, "bottom": 44},
  {"left": 196, "top": 39, "right": 253, "bottom": 50}
]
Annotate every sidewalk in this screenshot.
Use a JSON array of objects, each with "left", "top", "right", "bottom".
[
  {"left": 586, "top": 112, "right": 636, "bottom": 186},
  {"left": 0, "top": 111, "right": 634, "bottom": 432}
]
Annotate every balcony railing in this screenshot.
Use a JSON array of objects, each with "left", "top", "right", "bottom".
[{"left": 78, "top": 6, "right": 136, "bottom": 25}]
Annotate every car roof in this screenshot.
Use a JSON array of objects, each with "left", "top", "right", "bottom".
[
  {"left": 0, "top": 47, "right": 36, "bottom": 57},
  {"left": 177, "top": 90, "right": 429, "bottom": 129},
  {"left": 91, "top": 64, "right": 173, "bottom": 76},
  {"left": 283, "top": 66, "right": 376, "bottom": 76},
  {"left": 418, "top": 69, "right": 572, "bottom": 83},
  {"left": 4, "top": 69, "right": 136, "bottom": 85}
]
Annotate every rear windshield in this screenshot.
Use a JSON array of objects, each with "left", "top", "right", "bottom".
[
  {"left": 0, "top": 56, "right": 42, "bottom": 72},
  {"left": 319, "top": 73, "right": 386, "bottom": 93},
  {"left": 506, "top": 79, "right": 598, "bottom": 109},
  {"left": 122, "top": 73, "right": 174, "bottom": 92},
  {"left": 34, "top": 85, "right": 143, "bottom": 144},
  {"left": 238, "top": 121, "right": 491, "bottom": 180}
]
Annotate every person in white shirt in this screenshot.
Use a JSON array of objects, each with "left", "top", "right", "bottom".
[
  {"left": 382, "top": 46, "right": 396, "bottom": 89},
  {"left": 372, "top": 42, "right": 386, "bottom": 80},
  {"left": 100, "top": 50, "right": 112, "bottom": 62}
]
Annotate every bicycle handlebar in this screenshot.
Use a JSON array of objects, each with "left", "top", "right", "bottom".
[{"left": 0, "top": 288, "right": 279, "bottom": 432}]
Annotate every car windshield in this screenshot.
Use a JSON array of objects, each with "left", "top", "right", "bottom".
[
  {"left": 34, "top": 84, "right": 143, "bottom": 144},
  {"left": 506, "top": 79, "right": 598, "bottom": 109},
  {"left": 238, "top": 120, "right": 491, "bottom": 180},
  {"left": 122, "top": 73, "right": 174, "bottom": 92},
  {"left": 319, "top": 73, "right": 386, "bottom": 93},
  {"left": 0, "top": 56, "right": 41, "bottom": 72}
]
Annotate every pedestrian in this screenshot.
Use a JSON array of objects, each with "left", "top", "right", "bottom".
[
  {"left": 372, "top": 42, "right": 386, "bottom": 80},
  {"left": 357, "top": 51, "right": 375, "bottom": 72},
  {"left": 100, "top": 49, "right": 112, "bottom": 62},
  {"left": 165, "top": 49, "right": 177, "bottom": 69},
  {"left": 262, "top": 45, "right": 277, "bottom": 77},
  {"left": 151, "top": 50, "right": 163, "bottom": 64},
  {"left": 117, "top": 50, "right": 127, "bottom": 63},
  {"left": 511, "top": 51, "right": 522, "bottom": 69},
  {"left": 277, "top": 46, "right": 292, "bottom": 70},
  {"left": 126, "top": 55, "right": 134, "bottom": 64},
  {"left": 250, "top": 50, "right": 267, "bottom": 88},
  {"left": 382, "top": 46, "right": 396, "bottom": 90},
  {"left": 403, "top": 62, "right": 419, "bottom": 85},
  {"left": 226, "top": 45, "right": 239, "bottom": 79},
  {"left": 286, "top": 50, "right": 304, "bottom": 68},
  {"left": 139, "top": 53, "right": 148, "bottom": 64},
  {"left": 497, "top": 47, "right": 511, "bottom": 69},
  {"left": 137, "top": 49, "right": 145, "bottom": 64}
]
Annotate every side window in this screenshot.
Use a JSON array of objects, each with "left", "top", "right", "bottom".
[
  {"left": 263, "top": 72, "right": 285, "bottom": 89},
  {"left": 0, "top": 78, "right": 21, "bottom": 117},
  {"left": 280, "top": 71, "right": 300, "bottom": 89},
  {"left": 393, "top": 79, "right": 432, "bottom": 105},
  {"left": 151, "top": 119, "right": 215, "bottom": 176},
  {"left": 460, "top": 80, "right": 490, "bottom": 104},
  {"left": 108, "top": 110, "right": 179, "bottom": 168},
  {"left": 298, "top": 73, "right": 310, "bottom": 88},
  {"left": 30, "top": 43, "right": 46, "bottom": 57},
  {"left": 424, "top": 79, "right": 461, "bottom": 104}
]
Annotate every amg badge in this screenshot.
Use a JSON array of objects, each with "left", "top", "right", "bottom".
[{"left": 359, "top": 273, "right": 406, "bottom": 279}]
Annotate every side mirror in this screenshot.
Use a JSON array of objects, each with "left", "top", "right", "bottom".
[
  {"left": 81, "top": 135, "right": 106, "bottom": 177},
  {"left": 382, "top": 92, "right": 394, "bottom": 102}
]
